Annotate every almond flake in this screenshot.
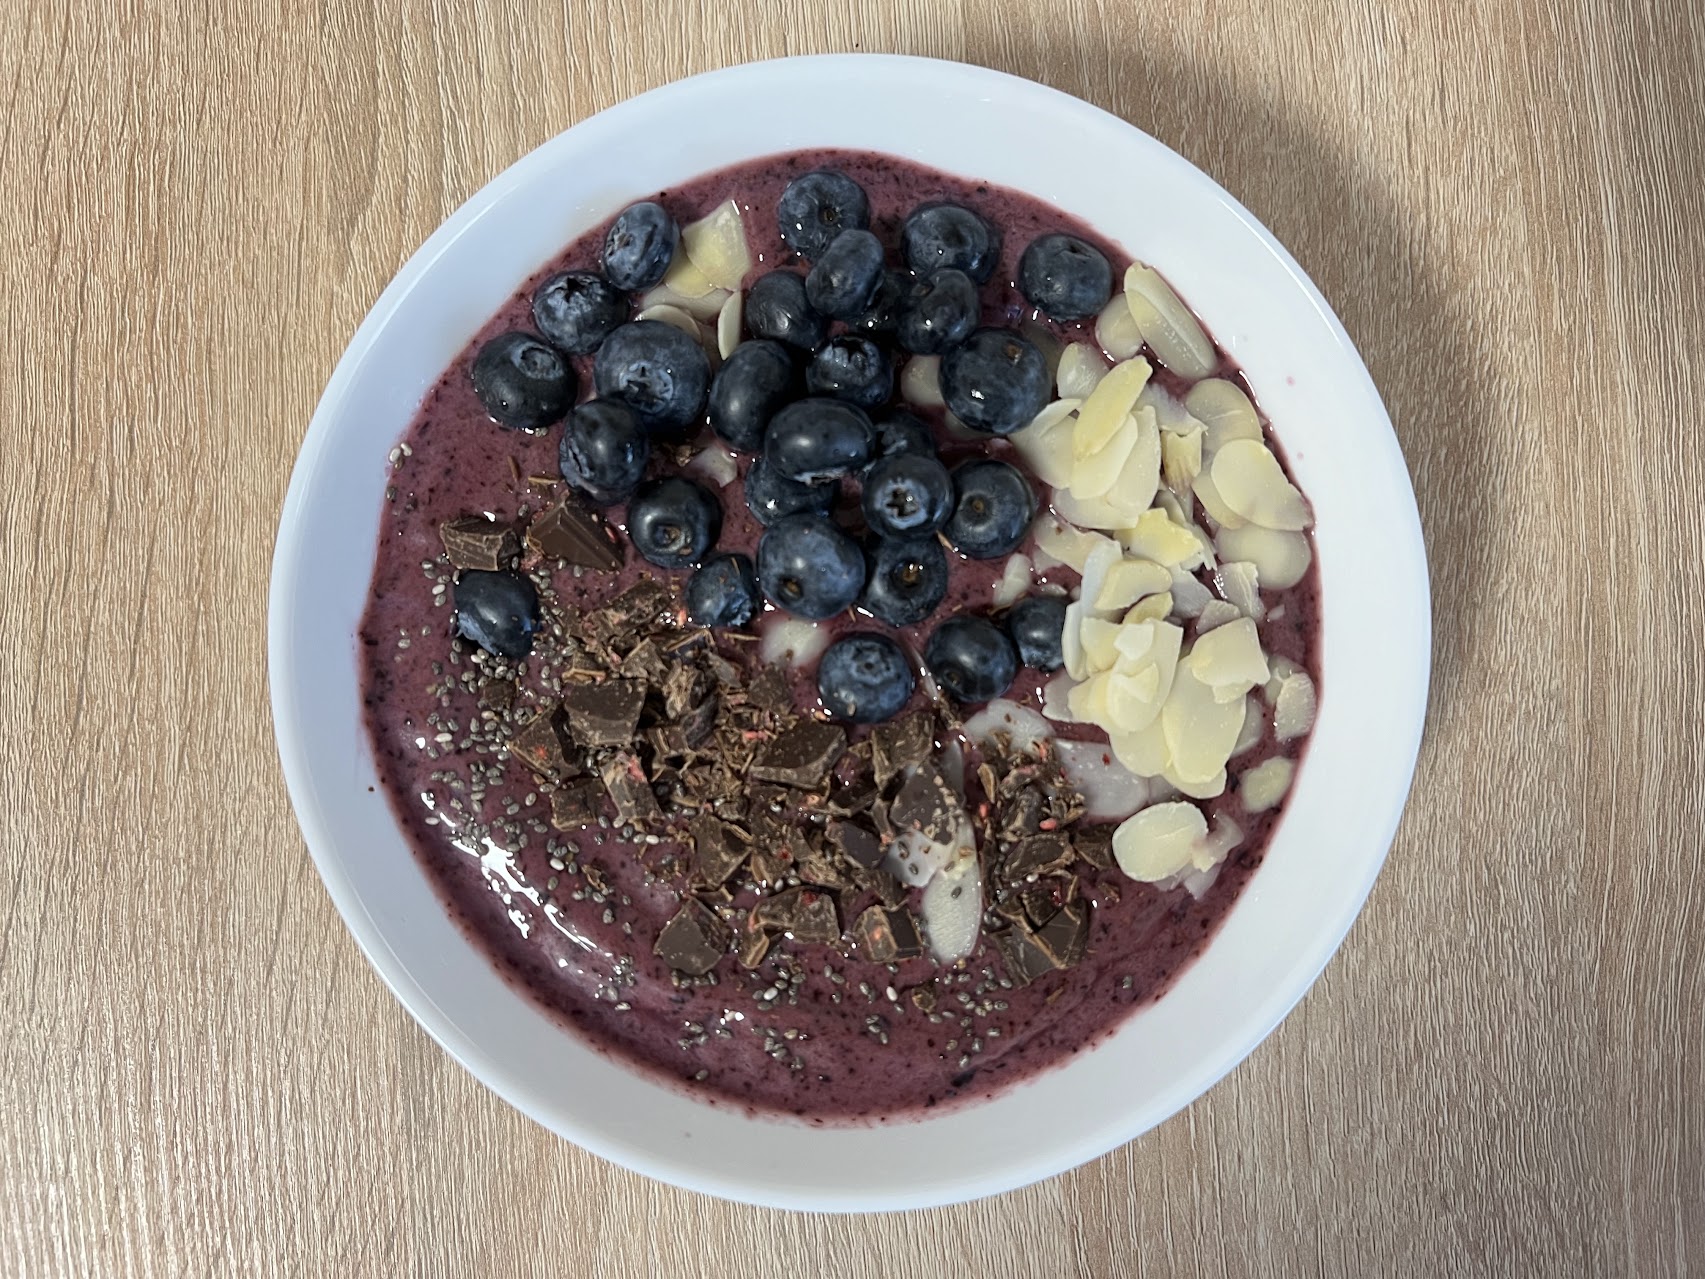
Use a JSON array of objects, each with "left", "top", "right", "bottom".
[
  {"left": 641, "top": 282, "right": 730, "bottom": 321},
  {"left": 902, "top": 355, "right": 944, "bottom": 408},
  {"left": 1034, "top": 516, "right": 1115, "bottom": 573},
  {"left": 1113, "top": 802, "right": 1208, "bottom": 882},
  {"left": 1211, "top": 440, "right": 1312, "bottom": 531},
  {"left": 1094, "top": 558, "right": 1173, "bottom": 612},
  {"left": 1121, "top": 508, "right": 1209, "bottom": 569},
  {"left": 1194, "top": 468, "right": 1247, "bottom": 530},
  {"left": 1273, "top": 671, "right": 1318, "bottom": 742},
  {"left": 1218, "top": 561, "right": 1264, "bottom": 620},
  {"left": 1095, "top": 292, "right": 1145, "bottom": 360},
  {"left": 1123, "top": 591, "right": 1173, "bottom": 623},
  {"left": 1240, "top": 758, "right": 1295, "bottom": 813},
  {"left": 662, "top": 251, "right": 719, "bottom": 299},
  {"left": 715, "top": 292, "right": 743, "bottom": 358},
  {"left": 681, "top": 200, "right": 752, "bottom": 291},
  {"left": 635, "top": 303, "right": 702, "bottom": 339},
  {"left": 1214, "top": 523, "right": 1313, "bottom": 589},
  {"left": 1187, "top": 617, "right": 1270, "bottom": 700},
  {"left": 1184, "top": 378, "right": 1264, "bottom": 451},
  {"left": 992, "top": 554, "right": 1033, "bottom": 607},
  {"left": 1124, "top": 263, "right": 1215, "bottom": 379},
  {"left": 1057, "top": 342, "right": 1110, "bottom": 398},
  {"left": 1072, "top": 357, "right": 1152, "bottom": 457},
  {"left": 1162, "top": 663, "right": 1247, "bottom": 784},
  {"left": 1162, "top": 425, "right": 1205, "bottom": 496}
]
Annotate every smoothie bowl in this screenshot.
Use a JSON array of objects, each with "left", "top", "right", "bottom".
[{"left": 269, "top": 55, "right": 1428, "bottom": 1211}]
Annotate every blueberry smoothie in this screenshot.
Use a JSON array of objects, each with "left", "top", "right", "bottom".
[{"left": 360, "top": 149, "right": 1322, "bottom": 1120}]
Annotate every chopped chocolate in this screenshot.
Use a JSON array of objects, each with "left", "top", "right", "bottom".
[
  {"left": 561, "top": 679, "right": 646, "bottom": 747},
  {"left": 689, "top": 814, "right": 749, "bottom": 888},
  {"left": 749, "top": 721, "right": 846, "bottom": 789},
  {"left": 618, "top": 639, "right": 669, "bottom": 683},
  {"left": 871, "top": 711, "right": 935, "bottom": 786},
  {"left": 909, "top": 986, "right": 937, "bottom": 1014},
  {"left": 654, "top": 899, "right": 730, "bottom": 976},
  {"left": 600, "top": 750, "right": 662, "bottom": 826},
  {"left": 1033, "top": 900, "right": 1090, "bottom": 969},
  {"left": 548, "top": 778, "right": 606, "bottom": 830},
  {"left": 479, "top": 678, "right": 517, "bottom": 714},
  {"left": 663, "top": 664, "right": 710, "bottom": 719},
  {"left": 507, "top": 706, "right": 574, "bottom": 780},
  {"left": 794, "top": 837, "right": 857, "bottom": 891},
  {"left": 705, "top": 651, "right": 741, "bottom": 687},
  {"left": 525, "top": 498, "right": 623, "bottom": 570},
  {"left": 1074, "top": 823, "right": 1115, "bottom": 870},
  {"left": 1003, "top": 833, "right": 1074, "bottom": 882},
  {"left": 1021, "top": 881, "right": 1066, "bottom": 929},
  {"left": 661, "top": 628, "right": 712, "bottom": 662},
  {"left": 736, "top": 919, "right": 771, "bottom": 969},
  {"left": 754, "top": 888, "right": 841, "bottom": 945},
  {"left": 748, "top": 846, "right": 791, "bottom": 888},
  {"left": 827, "top": 817, "right": 884, "bottom": 870},
  {"left": 745, "top": 666, "right": 793, "bottom": 714},
  {"left": 888, "top": 764, "right": 960, "bottom": 844},
  {"left": 824, "top": 773, "right": 878, "bottom": 817},
  {"left": 439, "top": 516, "right": 518, "bottom": 570},
  {"left": 676, "top": 695, "right": 719, "bottom": 749},
  {"left": 851, "top": 905, "right": 923, "bottom": 962},
  {"left": 590, "top": 581, "right": 674, "bottom": 644},
  {"left": 994, "top": 927, "right": 1059, "bottom": 988},
  {"left": 868, "top": 866, "right": 909, "bottom": 909}
]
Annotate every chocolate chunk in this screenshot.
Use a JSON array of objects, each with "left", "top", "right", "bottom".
[
  {"left": 994, "top": 927, "right": 1059, "bottom": 988},
  {"left": 663, "top": 664, "right": 710, "bottom": 719},
  {"left": 736, "top": 918, "right": 771, "bottom": 970},
  {"left": 548, "top": 778, "right": 606, "bottom": 830},
  {"left": 705, "top": 651, "right": 741, "bottom": 687},
  {"left": 661, "top": 629, "right": 713, "bottom": 663},
  {"left": 561, "top": 679, "right": 646, "bottom": 747},
  {"left": 600, "top": 750, "right": 662, "bottom": 826},
  {"left": 871, "top": 711, "right": 935, "bottom": 786},
  {"left": 889, "top": 765, "right": 960, "bottom": 844},
  {"left": 824, "top": 773, "right": 878, "bottom": 817},
  {"left": 749, "top": 721, "right": 846, "bottom": 789},
  {"left": 748, "top": 847, "right": 791, "bottom": 889},
  {"left": 1003, "top": 833, "right": 1074, "bottom": 882},
  {"left": 440, "top": 516, "right": 518, "bottom": 570},
  {"left": 851, "top": 905, "right": 923, "bottom": 963},
  {"left": 525, "top": 498, "right": 623, "bottom": 570},
  {"left": 827, "top": 818, "right": 884, "bottom": 870},
  {"left": 746, "top": 666, "right": 793, "bottom": 714},
  {"left": 754, "top": 887, "right": 841, "bottom": 945},
  {"left": 1020, "top": 881, "right": 1066, "bottom": 929},
  {"left": 479, "top": 678, "right": 517, "bottom": 714},
  {"left": 794, "top": 838, "right": 857, "bottom": 891},
  {"left": 597, "top": 580, "right": 674, "bottom": 637},
  {"left": 1074, "top": 823, "right": 1116, "bottom": 871},
  {"left": 507, "top": 706, "right": 573, "bottom": 779},
  {"left": 689, "top": 815, "right": 749, "bottom": 888},
  {"left": 654, "top": 899, "right": 730, "bottom": 976},
  {"left": 867, "top": 866, "right": 908, "bottom": 909},
  {"left": 1033, "top": 900, "right": 1089, "bottom": 969},
  {"left": 995, "top": 786, "right": 1046, "bottom": 841},
  {"left": 618, "top": 639, "right": 669, "bottom": 684}
]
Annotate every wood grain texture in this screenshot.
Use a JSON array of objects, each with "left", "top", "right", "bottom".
[{"left": 2, "top": 0, "right": 1700, "bottom": 1274}]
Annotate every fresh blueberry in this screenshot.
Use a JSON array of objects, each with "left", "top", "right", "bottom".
[
  {"left": 625, "top": 476, "right": 722, "bottom": 568},
  {"left": 939, "top": 328, "right": 1051, "bottom": 435},
  {"left": 867, "top": 411, "right": 937, "bottom": 467},
  {"left": 531, "top": 270, "right": 628, "bottom": 355},
  {"left": 744, "top": 271, "right": 829, "bottom": 352},
  {"left": 862, "top": 453, "right": 953, "bottom": 539},
  {"left": 602, "top": 201, "right": 679, "bottom": 292},
  {"left": 860, "top": 536, "right": 950, "bottom": 627},
  {"left": 743, "top": 456, "right": 837, "bottom": 526},
  {"left": 471, "top": 332, "right": 575, "bottom": 432},
  {"left": 806, "top": 336, "right": 893, "bottom": 410},
  {"left": 901, "top": 203, "right": 1000, "bottom": 282},
  {"left": 1018, "top": 234, "right": 1114, "bottom": 321},
  {"left": 897, "top": 269, "right": 979, "bottom": 355},
  {"left": 764, "top": 398, "right": 875, "bottom": 483},
  {"left": 593, "top": 320, "right": 711, "bottom": 441},
  {"left": 777, "top": 170, "right": 871, "bottom": 260},
  {"left": 945, "top": 459, "right": 1035, "bottom": 559},
  {"left": 453, "top": 570, "right": 540, "bottom": 659},
  {"left": 558, "top": 399, "right": 650, "bottom": 505},
  {"left": 708, "top": 339, "right": 799, "bottom": 452},
  {"left": 805, "top": 229, "right": 885, "bottom": 320},
  {"left": 817, "top": 632, "right": 916, "bottom": 724},
  {"left": 756, "top": 513, "right": 866, "bottom": 620},
  {"left": 924, "top": 615, "right": 1018, "bottom": 705},
  {"left": 686, "top": 552, "right": 761, "bottom": 628},
  {"left": 1005, "top": 594, "right": 1068, "bottom": 671},
  {"left": 848, "top": 268, "right": 908, "bottom": 338}
]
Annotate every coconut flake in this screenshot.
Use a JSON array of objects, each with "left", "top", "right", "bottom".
[
  {"left": 901, "top": 355, "right": 945, "bottom": 408},
  {"left": 962, "top": 699, "right": 1053, "bottom": 754},
  {"left": 919, "top": 845, "right": 982, "bottom": 963},
  {"left": 684, "top": 447, "right": 738, "bottom": 489},
  {"left": 759, "top": 616, "right": 828, "bottom": 668},
  {"left": 1052, "top": 739, "right": 1151, "bottom": 820}
]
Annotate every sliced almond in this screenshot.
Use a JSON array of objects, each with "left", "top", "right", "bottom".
[
  {"left": 1218, "top": 561, "right": 1264, "bottom": 620},
  {"left": 715, "top": 292, "right": 743, "bottom": 358},
  {"left": 1094, "top": 557, "right": 1173, "bottom": 612},
  {"left": 662, "top": 251, "right": 719, "bottom": 299},
  {"left": 684, "top": 446, "right": 738, "bottom": 489},
  {"left": 1196, "top": 600, "right": 1243, "bottom": 633},
  {"left": 1232, "top": 693, "right": 1265, "bottom": 756},
  {"left": 1072, "top": 357, "right": 1152, "bottom": 457},
  {"left": 681, "top": 200, "right": 752, "bottom": 291},
  {"left": 1108, "top": 406, "right": 1162, "bottom": 513},
  {"left": 1214, "top": 523, "right": 1313, "bottom": 590},
  {"left": 1061, "top": 599, "right": 1090, "bottom": 680},
  {"left": 1161, "top": 424, "right": 1205, "bottom": 496},
  {"left": 1124, "top": 263, "right": 1215, "bottom": 379},
  {"left": 1057, "top": 342, "right": 1110, "bottom": 398},
  {"left": 1184, "top": 378, "right": 1263, "bottom": 451},
  {"left": 1187, "top": 617, "right": 1270, "bottom": 700},
  {"left": 1121, "top": 508, "right": 1209, "bottom": 569},
  {"left": 1071, "top": 412, "right": 1142, "bottom": 498},
  {"left": 992, "top": 554, "right": 1033, "bottom": 607},
  {"left": 1193, "top": 468, "right": 1247, "bottom": 530},
  {"left": 901, "top": 355, "right": 945, "bottom": 408},
  {"left": 1123, "top": 591, "right": 1173, "bottom": 623},
  {"left": 1034, "top": 517, "right": 1116, "bottom": 574},
  {"left": 1113, "top": 802, "right": 1208, "bottom": 881},
  {"left": 1109, "top": 716, "right": 1172, "bottom": 777},
  {"left": 1153, "top": 489, "right": 1215, "bottom": 571},
  {"left": 1264, "top": 656, "right": 1302, "bottom": 703},
  {"left": 1165, "top": 765, "right": 1227, "bottom": 800},
  {"left": 1078, "top": 617, "right": 1123, "bottom": 672},
  {"left": 1273, "top": 671, "right": 1318, "bottom": 742},
  {"left": 1137, "top": 382, "right": 1205, "bottom": 435},
  {"left": 641, "top": 282, "right": 731, "bottom": 322},
  {"left": 1053, "top": 487, "right": 1143, "bottom": 532},
  {"left": 1211, "top": 440, "right": 1312, "bottom": 531},
  {"left": 1162, "top": 663, "right": 1247, "bottom": 784},
  {"left": 635, "top": 303, "right": 704, "bottom": 340},
  {"left": 1240, "top": 757, "right": 1294, "bottom": 812},
  {"left": 1168, "top": 567, "right": 1215, "bottom": 619},
  {"left": 1012, "top": 404, "right": 1079, "bottom": 489},
  {"left": 1095, "top": 292, "right": 1145, "bottom": 360},
  {"left": 1041, "top": 671, "right": 1076, "bottom": 721},
  {"left": 1076, "top": 538, "right": 1126, "bottom": 618}
]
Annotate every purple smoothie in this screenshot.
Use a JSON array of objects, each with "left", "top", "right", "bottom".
[{"left": 359, "top": 149, "right": 1322, "bottom": 1120}]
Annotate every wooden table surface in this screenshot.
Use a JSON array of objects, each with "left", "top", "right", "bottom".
[{"left": 4, "top": 1, "right": 1702, "bottom": 1274}]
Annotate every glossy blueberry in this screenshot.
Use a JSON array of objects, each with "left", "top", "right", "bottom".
[
  {"left": 453, "top": 570, "right": 540, "bottom": 659},
  {"left": 805, "top": 229, "right": 885, "bottom": 320},
  {"left": 867, "top": 411, "right": 937, "bottom": 467},
  {"left": 602, "top": 201, "right": 679, "bottom": 292},
  {"left": 743, "top": 456, "right": 836, "bottom": 526},
  {"left": 862, "top": 453, "right": 953, "bottom": 539},
  {"left": 1005, "top": 594, "right": 1068, "bottom": 672},
  {"left": 744, "top": 270, "right": 829, "bottom": 352},
  {"left": 685, "top": 552, "right": 761, "bottom": 628},
  {"left": 806, "top": 336, "right": 893, "bottom": 410},
  {"left": 625, "top": 476, "right": 722, "bottom": 569},
  {"left": 756, "top": 513, "right": 866, "bottom": 620},
  {"left": 817, "top": 632, "right": 916, "bottom": 724},
  {"left": 764, "top": 397, "right": 875, "bottom": 484},
  {"left": 592, "top": 320, "right": 711, "bottom": 441},
  {"left": 848, "top": 268, "right": 908, "bottom": 338},
  {"left": 860, "top": 536, "right": 950, "bottom": 628},
  {"left": 924, "top": 615, "right": 1019, "bottom": 705},
  {"left": 471, "top": 332, "right": 574, "bottom": 432},
  {"left": 901, "top": 202, "right": 1000, "bottom": 282},
  {"left": 1018, "top": 234, "right": 1114, "bottom": 322},
  {"left": 531, "top": 270, "right": 628, "bottom": 356},
  {"left": 777, "top": 170, "right": 871, "bottom": 260},
  {"left": 945, "top": 459, "right": 1035, "bottom": 559},
  {"left": 897, "top": 269, "right": 979, "bottom": 356},
  {"left": 939, "top": 327, "right": 1051, "bottom": 435},
  {"left": 708, "top": 339, "right": 799, "bottom": 452},
  {"left": 557, "top": 399, "right": 650, "bottom": 505}
]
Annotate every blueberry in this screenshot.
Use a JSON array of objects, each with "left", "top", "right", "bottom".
[
  {"left": 602, "top": 201, "right": 679, "bottom": 292},
  {"left": 897, "top": 269, "right": 979, "bottom": 356},
  {"left": 625, "top": 476, "right": 722, "bottom": 568},
  {"left": 558, "top": 399, "right": 649, "bottom": 505},
  {"left": 806, "top": 336, "right": 893, "bottom": 410},
  {"left": 945, "top": 459, "right": 1035, "bottom": 559},
  {"left": 1005, "top": 594, "right": 1068, "bottom": 671},
  {"left": 756, "top": 513, "right": 866, "bottom": 620},
  {"left": 867, "top": 411, "right": 937, "bottom": 467},
  {"left": 453, "top": 570, "right": 540, "bottom": 659},
  {"left": 593, "top": 320, "right": 711, "bottom": 441},
  {"left": 708, "top": 339, "right": 799, "bottom": 452},
  {"left": 745, "top": 271, "right": 829, "bottom": 352},
  {"left": 777, "top": 170, "right": 871, "bottom": 260},
  {"left": 939, "top": 328, "right": 1051, "bottom": 435},
  {"left": 862, "top": 453, "right": 953, "bottom": 539},
  {"left": 471, "top": 332, "right": 574, "bottom": 432},
  {"left": 817, "top": 633, "right": 916, "bottom": 724},
  {"left": 805, "top": 229, "right": 885, "bottom": 320},
  {"left": 1018, "top": 234, "right": 1114, "bottom": 321},
  {"left": 848, "top": 268, "right": 908, "bottom": 338},
  {"left": 764, "top": 397, "right": 875, "bottom": 484},
  {"left": 860, "top": 536, "right": 949, "bottom": 627},
  {"left": 531, "top": 270, "right": 627, "bottom": 356},
  {"left": 743, "top": 456, "right": 837, "bottom": 526},
  {"left": 901, "top": 203, "right": 1000, "bottom": 282},
  {"left": 924, "top": 615, "right": 1018, "bottom": 705},
  {"left": 686, "top": 552, "right": 761, "bottom": 628}
]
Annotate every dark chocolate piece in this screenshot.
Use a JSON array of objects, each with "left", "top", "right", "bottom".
[
  {"left": 548, "top": 778, "right": 606, "bottom": 830},
  {"left": 439, "top": 516, "right": 518, "bottom": 571},
  {"left": 663, "top": 664, "right": 710, "bottom": 719},
  {"left": 596, "top": 580, "right": 674, "bottom": 638},
  {"left": 600, "top": 750, "right": 662, "bottom": 826},
  {"left": 736, "top": 919, "right": 771, "bottom": 969},
  {"left": 507, "top": 706, "right": 574, "bottom": 779},
  {"left": 479, "top": 678, "right": 517, "bottom": 714},
  {"left": 754, "top": 888, "right": 841, "bottom": 945},
  {"left": 888, "top": 764, "right": 960, "bottom": 845},
  {"left": 618, "top": 639, "right": 669, "bottom": 683},
  {"left": 1033, "top": 900, "right": 1089, "bottom": 969},
  {"left": 871, "top": 711, "right": 934, "bottom": 786},
  {"left": 690, "top": 814, "right": 750, "bottom": 888},
  {"left": 1021, "top": 881, "right": 1065, "bottom": 929},
  {"left": 746, "top": 666, "right": 794, "bottom": 714},
  {"left": 994, "top": 927, "right": 1058, "bottom": 988},
  {"left": 1003, "top": 833, "right": 1074, "bottom": 882},
  {"left": 827, "top": 818, "right": 884, "bottom": 870},
  {"left": 794, "top": 837, "right": 857, "bottom": 891},
  {"left": 851, "top": 905, "right": 922, "bottom": 963},
  {"left": 1074, "top": 823, "right": 1116, "bottom": 871},
  {"left": 749, "top": 721, "right": 846, "bottom": 789},
  {"left": 654, "top": 899, "right": 730, "bottom": 976},
  {"left": 561, "top": 679, "right": 646, "bottom": 747},
  {"left": 525, "top": 498, "right": 623, "bottom": 570}
]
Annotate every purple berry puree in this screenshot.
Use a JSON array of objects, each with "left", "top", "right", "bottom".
[{"left": 358, "top": 149, "right": 1322, "bottom": 1121}]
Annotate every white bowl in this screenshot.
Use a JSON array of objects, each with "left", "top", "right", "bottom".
[{"left": 270, "top": 54, "right": 1428, "bottom": 1212}]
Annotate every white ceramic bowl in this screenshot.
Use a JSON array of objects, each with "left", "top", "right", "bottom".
[{"left": 270, "top": 54, "right": 1428, "bottom": 1212}]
